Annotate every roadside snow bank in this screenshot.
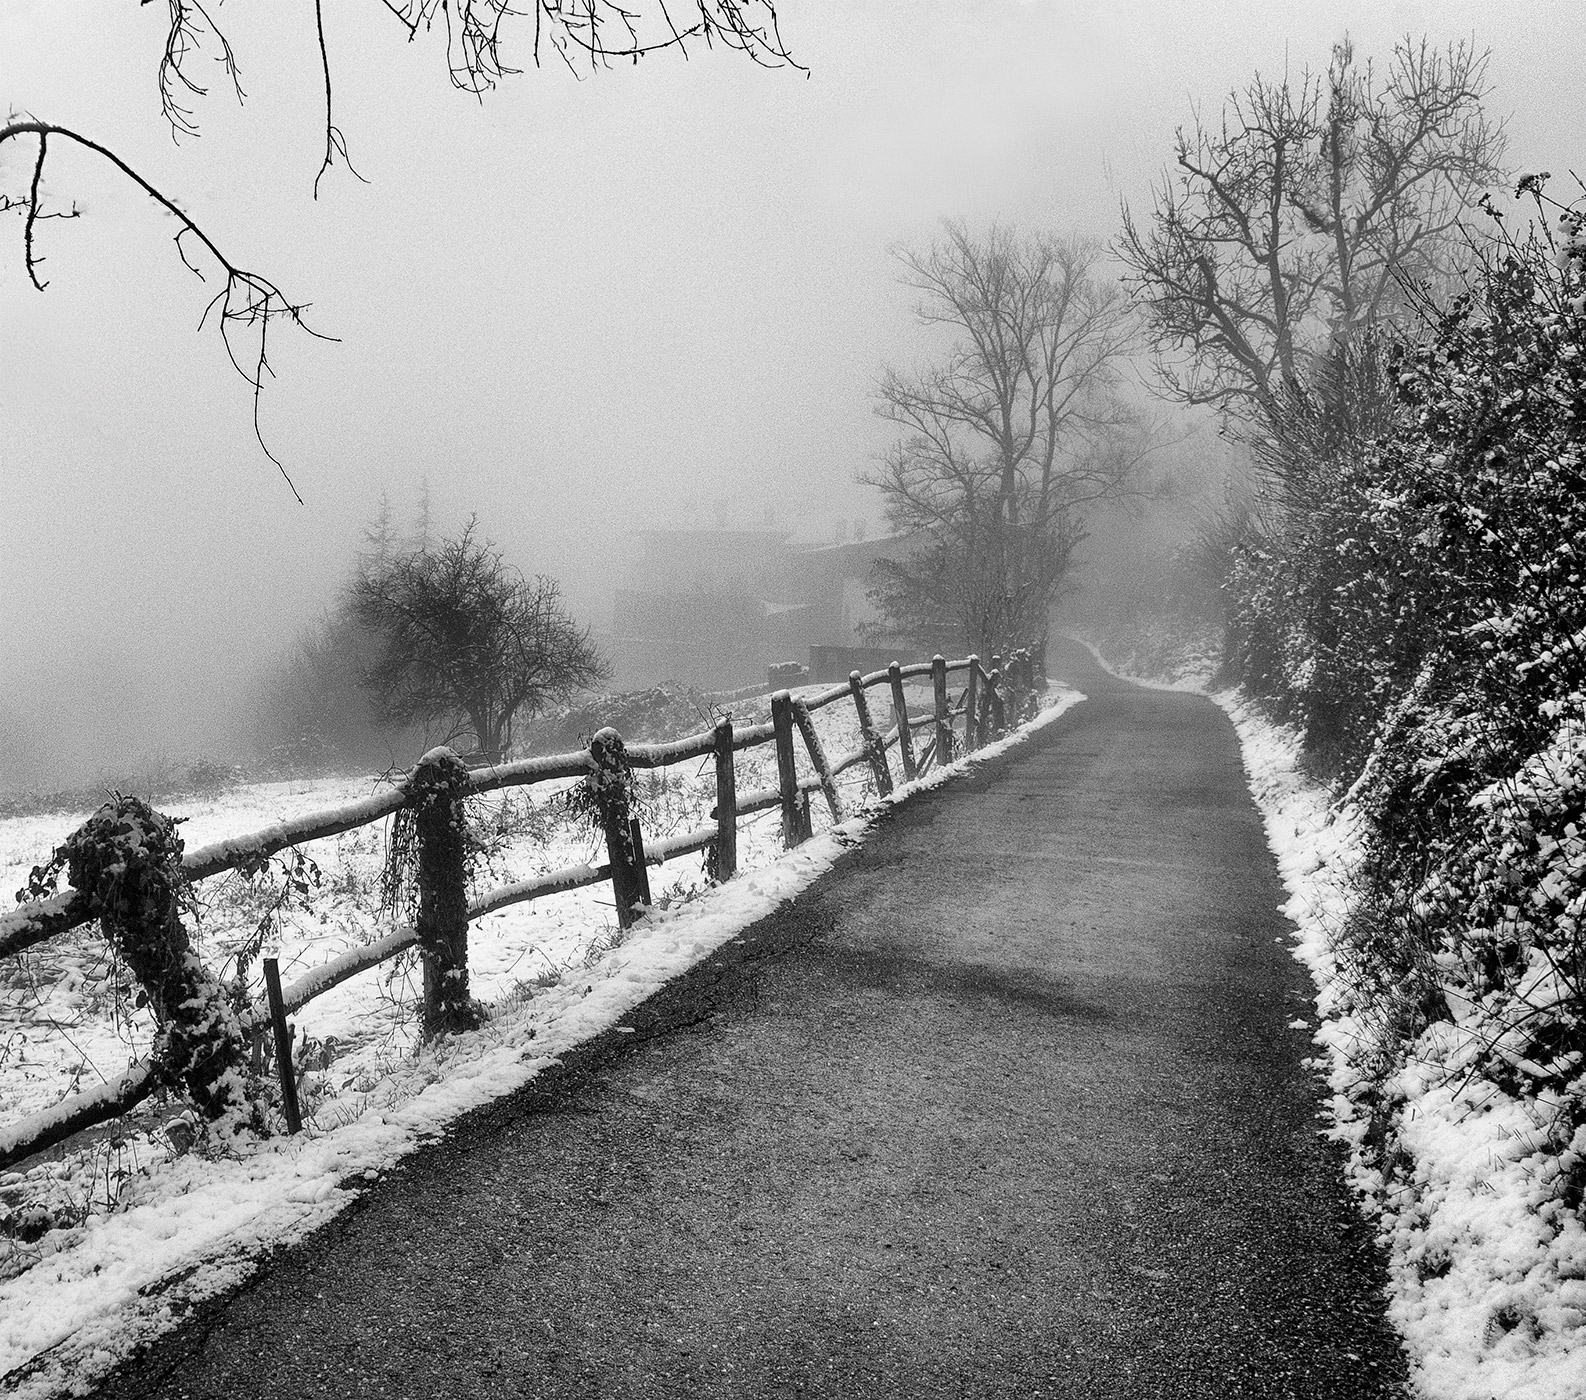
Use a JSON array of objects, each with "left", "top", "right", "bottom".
[
  {"left": 1076, "top": 635, "right": 1585, "bottom": 1398},
  {"left": 1216, "top": 692, "right": 1586, "bottom": 1400},
  {"left": 0, "top": 691, "right": 1082, "bottom": 1399}
]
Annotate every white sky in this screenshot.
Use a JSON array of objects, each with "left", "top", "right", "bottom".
[{"left": 1, "top": 0, "right": 1580, "bottom": 784}]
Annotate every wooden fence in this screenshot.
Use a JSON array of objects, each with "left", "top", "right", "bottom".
[{"left": 0, "top": 651, "right": 1041, "bottom": 1170}]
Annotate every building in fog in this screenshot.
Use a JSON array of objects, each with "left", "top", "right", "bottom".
[{"left": 610, "top": 528, "right": 925, "bottom": 690}]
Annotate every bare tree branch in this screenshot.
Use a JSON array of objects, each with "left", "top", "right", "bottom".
[
  {"left": 7, "top": 2, "right": 799, "bottom": 489},
  {"left": 2, "top": 120, "right": 332, "bottom": 501},
  {"left": 313, "top": 0, "right": 369, "bottom": 198},
  {"left": 149, "top": 0, "right": 245, "bottom": 141},
  {"left": 1117, "top": 34, "right": 1506, "bottom": 416}
]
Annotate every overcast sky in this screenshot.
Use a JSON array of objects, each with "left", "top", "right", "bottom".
[{"left": 1, "top": 0, "right": 1579, "bottom": 787}]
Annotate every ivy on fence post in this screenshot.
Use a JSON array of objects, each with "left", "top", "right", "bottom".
[
  {"left": 770, "top": 692, "right": 806, "bottom": 848},
  {"left": 888, "top": 662, "right": 917, "bottom": 782},
  {"left": 849, "top": 670, "right": 894, "bottom": 796},
  {"left": 932, "top": 655, "right": 952, "bottom": 767},
  {"left": 410, "top": 747, "right": 481, "bottom": 1038},
  {"left": 711, "top": 716, "right": 738, "bottom": 881},
  {"left": 61, "top": 796, "right": 259, "bottom": 1129},
  {"left": 589, "top": 727, "right": 647, "bottom": 928}
]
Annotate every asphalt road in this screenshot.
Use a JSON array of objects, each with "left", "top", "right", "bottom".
[{"left": 88, "top": 638, "right": 1409, "bottom": 1399}]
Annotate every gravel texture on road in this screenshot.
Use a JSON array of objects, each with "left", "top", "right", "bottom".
[{"left": 89, "top": 639, "right": 1408, "bottom": 1399}]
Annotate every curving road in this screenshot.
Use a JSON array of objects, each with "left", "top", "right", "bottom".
[{"left": 89, "top": 638, "right": 1408, "bottom": 1399}]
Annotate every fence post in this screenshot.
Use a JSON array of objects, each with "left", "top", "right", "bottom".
[
  {"left": 963, "top": 656, "right": 980, "bottom": 753},
  {"left": 989, "top": 667, "right": 1007, "bottom": 737},
  {"left": 589, "top": 727, "right": 647, "bottom": 928},
  {"left": 1007, "top": 650, "right": 1026, "bottom": 724},
  {"left": 712, "top": 716, "right": 737, "bottom": 881},
  {"left": 771, "top": 692, "right": 805, "bottom": 848},
  {"left": 261, "top": 957, "right": 301, "bottom": 1134},
  {"left": 888, "top": 662, "right": 917, "bottom": 783},
  {"left": 58, "top": 795, "right": 254, "bottom": 1123},
  {"left": 792, "top": 697, "right": 844, "bottom": 823},
  {"left": 629, "top": 817, "right": 654, "bottom": 906},
  {"left": 849, "top": 670, "right": 894, "bottom": 795},
  {"left": 970, "top": 659, "right": 983, "bottom": 751},
  {"left": 412, "top": 747, "right": 479, "bottom": 1038},
  {"left": 932, "top": 655, "right": 952, "bottom": 767}
]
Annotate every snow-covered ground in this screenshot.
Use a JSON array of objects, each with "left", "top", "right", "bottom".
[
  {"left": 0, "top": 684, "right": 1081, "bottom": 1398},
  {"left": 1086, "top": 640, "right": 1586, "bottom": 1400}
]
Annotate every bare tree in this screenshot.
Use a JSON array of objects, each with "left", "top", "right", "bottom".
[
  {"left": 1117, "top": 36, "right": 1506, "bottom": 414},
  {"left": 352, "top": 520, "right": 609, "bottom": 761},
  {"left": 864, "top": 223, "right": 1150, "bottom": 658}
]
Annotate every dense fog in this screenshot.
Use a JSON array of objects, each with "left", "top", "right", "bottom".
[{"left": 1, "top": 0, "right": 1576, "bottom": 793}]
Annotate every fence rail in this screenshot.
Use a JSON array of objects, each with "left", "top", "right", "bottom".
[{"left": 0, "top": 650, "right": 1042, "bottom": 1171}]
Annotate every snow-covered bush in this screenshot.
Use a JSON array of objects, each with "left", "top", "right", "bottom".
[
  {"left": 1417, "top": 713, "right": 1586, "bottom": 1101},
  {"left": 1223, "top": 178, "right": 1586, "bottom": 1210}
]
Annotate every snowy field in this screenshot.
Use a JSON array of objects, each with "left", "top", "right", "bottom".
[
  {"left": 1084, "top": 641, "right": 1586, "bottom": 1400},
  {"left": 0, "top": 683, "right": 1080, "bottom": 1397}
]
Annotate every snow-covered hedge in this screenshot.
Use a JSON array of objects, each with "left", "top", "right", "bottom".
[{"left": 1211, "top": 175, "right": 1586, "bottom": 1389}]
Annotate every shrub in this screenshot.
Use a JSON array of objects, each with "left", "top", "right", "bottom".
[{"left": 1225, "top": 176, "right": 1586, "bottom": 1137}]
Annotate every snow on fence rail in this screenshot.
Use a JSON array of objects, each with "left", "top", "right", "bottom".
[{"left": 0, "top": 651, "right": 1040, "bottom": 1171}]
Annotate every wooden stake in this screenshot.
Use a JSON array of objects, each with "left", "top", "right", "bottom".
[
  {"left": 712, "top": 716, "right": 737, "bottom": 881},
  {"left": 771, "top": 692, "right": 805, "bottom": 848},
  {"left": 848, "top": 671, "right": 893, "bottom": 795},
  {"left": 792, "top": 697, "right": 843, "bottom": 822},
  {"left": 932, "top": 655, "right": 952, "bottom": 767},
  {"left": 888, "top": 662, "right": 917, "bottom": 782},
  {"left": 629, "top": 817, "right": 653, "bottom": 908},
  {"left": 262, "top": 957, "right": 301, "bottom": 1135},
  {"left": 975, "top": 660, "right": 993, "bottom": 748},
  {"left": 964, "top": 656, "right": 980, "bottom": 754}
]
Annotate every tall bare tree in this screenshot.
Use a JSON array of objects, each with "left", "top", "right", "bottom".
[
  {"left": 353, "top": 520, "right": 608, "bottom": 761},
  {"left": 864, "top": 223, "right": 1149, "bottom": 658},
  {"left": 1117, "top": 36, "right": 1506, "bottom": 414}
]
